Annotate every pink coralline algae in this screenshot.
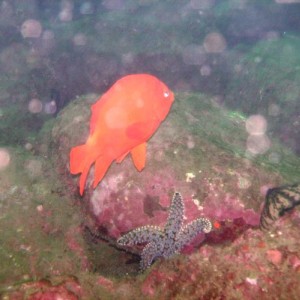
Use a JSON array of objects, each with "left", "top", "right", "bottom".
[
  {"left": 202, "top": 193, "right": 260, "bottom": 226},
  {"left": 97, "top": 276, "right": 114, "bottom": 292},
  {"left": 266, "top": 249, "right": 282, "bottom": 265},
  {"left": 87, "top": 167, "right": 262, "bottom": 245},
  {"left": 16, "top": 277, "right": 83, "bottom": 300},
  {"left": 89, "top": 167, "right": 181, "bottom": 239}
]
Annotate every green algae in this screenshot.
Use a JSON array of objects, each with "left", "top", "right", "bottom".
[
  {"left": 167, "top": 93, "right": 300, "bottom": 183},
  {"left": 228, "top": 35, "right": 300, "bottom": 109},
  {"left": 0, "top": 147, "right": 87, "bottom": 289},
  {"left": 225, "top": 36, "right": 300, "bottom": 155}
]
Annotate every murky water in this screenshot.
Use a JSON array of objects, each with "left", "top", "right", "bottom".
[{"left": 1, "top": 1, "right": 300, "bottom": 299}]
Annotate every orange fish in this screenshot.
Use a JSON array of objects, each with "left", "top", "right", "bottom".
[{"left": 70, "top": 74, "right": 174, "bottom": 195}]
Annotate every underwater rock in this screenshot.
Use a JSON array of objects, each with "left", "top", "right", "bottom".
[
  {"left": 1, "top": 276, "right": 82, "bottom": 300},
  {"left": 47, "top": 91, "right": 290, "bottom": 244}
]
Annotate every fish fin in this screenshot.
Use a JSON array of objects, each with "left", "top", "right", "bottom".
[
  {"left": 116, "top": 151, "right": 129, "bottom": 163},
  {"left": 70, "top": 144, "right": 89, "bottom": 174},
  {"left": 130, "top": 142, "right": 147, "bottom": 171},
  {"left": 70, "top": 144, "right": 96, "bottom": 195},
  {"left": 93, "top": 157, "right": 112, "bottom": 189},
  {"left": 126, "top": 121, "right": 157, "bottom": 140},
  {"left": 79, "top": 165, "right": 91, "bottom": 196}
]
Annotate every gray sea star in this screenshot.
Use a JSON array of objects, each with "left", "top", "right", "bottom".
[{"left": 117, "top": 192, "right": 212, "bottom": 271}]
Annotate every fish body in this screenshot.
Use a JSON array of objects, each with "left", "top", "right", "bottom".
[{"left": 70, "top": 74, "right": 174, "bottom": 195}]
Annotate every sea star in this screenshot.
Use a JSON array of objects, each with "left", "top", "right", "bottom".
[{"left": 117, "top": 192, "right": 212, "bottom": 271}]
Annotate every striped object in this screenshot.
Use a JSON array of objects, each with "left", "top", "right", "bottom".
[{"left": 260, "top": 183, "right": 300, "bottom": 230}]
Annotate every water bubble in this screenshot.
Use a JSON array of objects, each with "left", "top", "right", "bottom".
[
  {"left": 246, "top": 135, "right": 271, "bottom": 155},
  {"left": 24, "top": 143, "right": 33, "bottom": 151},
  {"left": 203, "top": 32, "right": 227, "bottom": 53},
  {"left": 200, "top": 64, "right": 211, "bottom": 76},
  {"left": 59, "top": 9, "right": 73, "bottom": 21},
  {"left": 36, "top": 205, "right": 44, "bottom": 212},
  {"left": 0, "top": 148, "right": 10, "bottom": 171},
  {"left": 254, "top": 56, "right": 262, "bottom": 63},
  {"left": 245, "top": 115, "right": 267, "bottom": 135},
  {"left": 59, "top": 0, "right": 74, "bottom": 22},
  {"left": 73, "top": 33, "right": 87, "bottom": 46},
  {"left": 44, "top": 101, "right": 57, "bottom": 115},
  {"left": 28, "top": 98, "right": 43, "bottom": 114},
  {"left": 187, "top": 136, "right": 195, "bottom": 149},
  {"left": 21, "top": 19, "right": 42, "bottom": 38}
]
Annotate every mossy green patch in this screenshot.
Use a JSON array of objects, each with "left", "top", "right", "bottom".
[
  {"left": 0, "top": 147, "right": 87, "bottom": 290},
  {"left": 225, "top": 36, "right": 300, "bottom": 154},
  {"left": 168, "top": 93, "right": 300, "bottom": 183}
]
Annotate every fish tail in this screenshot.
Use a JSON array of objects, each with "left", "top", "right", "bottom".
[
  {"left": 93, "top": 157, "right": 112, "bottom": 189},
  {"left": 79, "top": 164, "right": 93, "bottom": 195},
  {"left": 70, "top": 144, "right": 90, "bottom": 174},
  {"left": 70, "top": 144, "right": 95, "bottom": 195},
  {"left": 70, "top": 144, "right": 111, "bottom": 194}
]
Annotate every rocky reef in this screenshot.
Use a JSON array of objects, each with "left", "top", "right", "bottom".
[
  {"left": 1, "top": 92, "right": 300, "bottom": 299},
  {"left": 49, "top": 92, "right": 295, "bottom": 241}
]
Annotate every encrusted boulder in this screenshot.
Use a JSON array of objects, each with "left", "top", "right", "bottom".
[{"left": 47, "top": 92, "right": 298, "bottom": 242}]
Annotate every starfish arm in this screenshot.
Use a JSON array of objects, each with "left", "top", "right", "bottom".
[
  {"left": 140, "top": 241, "right": 164, "bottom": 271},
  {"left": 175, "top": 218, "right": 212, "bottom": 253},
  {"left": 117, "top": 225, "right": 164, "bottom": 246},
  {"left": 164, "top": 192, "right": 184, "bottom": 241}
]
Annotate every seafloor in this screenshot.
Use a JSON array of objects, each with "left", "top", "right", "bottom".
[{"left": 1, "top": 92, "right": 300, "bottom": 300}]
